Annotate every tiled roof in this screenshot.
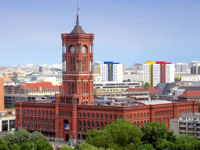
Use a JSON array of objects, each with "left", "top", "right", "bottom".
[
  {"left": 148, "top": 87, "right": 161, "bottom": 94},
  {"left": 179, "top": 90, "right": 200, "bottom": 98},
  {"left": 21, "top": 82, "right": 60, "bottom": 92}
]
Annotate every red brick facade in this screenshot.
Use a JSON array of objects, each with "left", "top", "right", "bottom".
[
  {"left": 15, "top": 101, "right": 199, "bottom": 142},
  {"left": 15, "top": 15, "right": 200, "bottom": 143}
]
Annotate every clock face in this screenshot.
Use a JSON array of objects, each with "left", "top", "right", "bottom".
[
  {"left": 82, "top": 46, "right": 86, "bottom": 53},
  {"left": 70, "top": 46, "right": 75, "bottom": 53}
]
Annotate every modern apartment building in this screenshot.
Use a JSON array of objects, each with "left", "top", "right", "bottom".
[
  {"left": 170, "top": 113, "right": 200, "bottom": 139},
  {"left": 191, "top": 63, "right": 200, "bottom": 75},
  {"left": 175, "top": 63, "right": 190, "bottom": 73},
  {"left": 94, "top": 61, "right": 123, "bottom": 83},
  {"left": 143, "top": 61, "right": 175, "bottom": 87}
]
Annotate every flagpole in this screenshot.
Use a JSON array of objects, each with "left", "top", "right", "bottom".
[{"left": 77, "top": 0, "right": 79, "bottom": 16}]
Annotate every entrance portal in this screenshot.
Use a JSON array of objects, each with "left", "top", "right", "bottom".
[{"left": 65, "top": 134, "right": 69, "bottom": 141}]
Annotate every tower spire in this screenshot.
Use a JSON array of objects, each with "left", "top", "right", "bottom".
[
  {"left": 76, "top": 0, "right": 79, "bottom": 25},
  {"left": 71, "top": 0, "right": 85, "bottom": 34}
]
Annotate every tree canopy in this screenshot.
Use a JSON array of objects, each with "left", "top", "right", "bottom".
[{"left": 2, "top": 129, "right": 53, "bottom": 150}]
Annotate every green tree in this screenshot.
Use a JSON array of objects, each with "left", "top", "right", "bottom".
[
  {"left": 141, "top": 122, "right": 176, "bottom": 146},
  {"left": 87, "top": 129, "right": 109, "bottom": 148},
  {"left": 15, "top": 129, "right": 32, "bottom": 145},
  {"left": 34, "top": 139, "right": 53, "bottom": 150},
  {"left": 137, "top": 144, "right": 155, "bottom": 150},
  {"left": 3, "top": 133, "right": 16, "bottom": 147},
  {"left": 154, "top": 139, "right": 173, "bottom": 150},
  {"left": 0, "top": 138, "right": 9, "bottom": 150},
  {"left": 106, "top": 119, "right": 143, "bottom": 149},
  {"left": 60, "top": 145, "right": 75, "bottom": 150},
  {"left": 31, "top": 131, "right": 48, "bottom": 142},
  {"left": 10, "top": 144, "right": 20, "bottom": 150},
  {"left": 20, "top": 142, "right": 36, "bottom": 150},
  {"left": 143, "top": 82, "right": 150, "bottom": 89},
  {"left": 79, "top": 143, "right": 104, "bottom": 150},
  {"left": 87, "top": 119, "right": 143, "bottom": 149},
  {"left": 173, "top": 134, "right": 200, "bottom": 150},
  {"left": 175, "top": 77, "right": 181, "bottom": 82}
]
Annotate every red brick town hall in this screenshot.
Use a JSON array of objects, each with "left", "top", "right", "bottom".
[{"left": 15, "top": 14, "right": 199, "bottom": 144}]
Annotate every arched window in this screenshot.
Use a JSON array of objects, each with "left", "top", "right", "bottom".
[
  {"left": 92, "top": 113, "right": 94, "bottom": 119},
  {"left": 87, "top": 121, "right": 90, "bottom": 130},
  {"left": 110, "top": 114, "right": 112, "bottom": 120},
  {"left": 96, "top": 122, "right": 99, "bottom": 130},
  {"left": 23, "top": 117, "right": 26, "bottom": 127},
  {"left": 114, "top": 114, "right": 117, "bottom": 120},
  {"left": 83, "top": 113, "right": 86, "bottom": 118},
  {"left": 92, "top": 121, "right": 95, "bottom": 129},
  {"left": 27, "top": 110, "right": 29, "bottom": 115},
  {"left": 38, "top": 110, "right": 41, "bottom": 115},
  {"left": 130, "top": 114, "right": 132, "bottom": 120},
  {"left": 42, "top": 118, "right": 45, "bottom": 129},
  {"left": 46, "top": 111, "right": 48, "bottom": 116},
  {"left": 96, "top": 113, "right": 99, "bottom": 119},
  {"left": 88, "top": 113, "right": 90, "bottom": 119},
  {"left": 79, "top": 112, "right": 81, "bottom": 118},
  {"left": 137, "top": 113, "right": 139, "bottom": 119},
  {"left": 31, "top": 110, "right": 33, "bottom": 115},
  {"left": 38, "top": 118, "right": 41, "bottom": 127},
  {"left": 34, "top": 118, "right": 37, "bottom": 128},
  {"left": 126, "top": 115, "right": 129, "bottom": 120},
  {"left": 83, "top": 121, "right": 86, "bottom": 131},
  {"left": 101, "top": 113, "right": 103, "bottom": 119},
  {"left": 31, "top": 118, "right": 33, "bottom": 128},
  {"left": 79, "top": 121, "right": 82, "bottom": 131},
  {"left": 46, "top": 118, "right": 49, "bottom": 129},
  {"left": 50, "top": 119, "right": 53, "bottom": 129},
  {"left": 101, "top": 122, "right": 104, "bottom": 130},
  {"left": 105, "top": 114, "right": 108, "bottom": 120}
]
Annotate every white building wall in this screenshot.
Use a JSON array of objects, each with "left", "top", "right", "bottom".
[
  {"left": 166, "top": 64, "right": 175, "bottom": 83},
  {"left": 100, "top": 64, "right": 108, "bottom": 82},
  {"left": 153, "top": 64, "right": 161, "bottom": 87},
  {"left": 113, "top": 64, "right": 123, "bottom": 83},
  {"left": 143, "top": 64, "right": 150, "bottom": 84}
]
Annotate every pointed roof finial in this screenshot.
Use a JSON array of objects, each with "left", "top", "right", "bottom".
[
  {"left": 76, "top": 14, "right": 79, "bottom": 25},
  {"left": 71, "top": 0, "right": 85, "bottom": 34},
  {"left": 76, "top": 0, "right": 80, "bottom": 25}
]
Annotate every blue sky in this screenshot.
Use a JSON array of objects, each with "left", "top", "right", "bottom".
[{"left": 0, "top": 0, "right": 200, "bottom": 67}]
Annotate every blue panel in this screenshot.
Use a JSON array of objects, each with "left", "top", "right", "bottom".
[{"left": 104, "top": 61, "right": 120, "bottom": 81}]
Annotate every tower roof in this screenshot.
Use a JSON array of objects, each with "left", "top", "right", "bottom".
[{"left": 71, "top": 15, "right": 85, "bottom": 34}]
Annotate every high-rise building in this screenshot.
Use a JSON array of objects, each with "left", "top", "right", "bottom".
[
  {"left": 191, "top": 64, "right": 200, "bottom": 75},
  {"left": 133, "top": 64, "right": 143, "bottom": 72},
  {"left": 143, "top": 61, "right": 175, "bottom": 87},
  {"left": 93, "top": 61, "right": 123, "bottom": 83},
  {"left": 175, "top": 63, "right": 189, "bottom": 73}
]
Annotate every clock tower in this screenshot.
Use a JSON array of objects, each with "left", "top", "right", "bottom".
[{"left": 60, "top": 14, "right": 94, "bottom": 105}]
